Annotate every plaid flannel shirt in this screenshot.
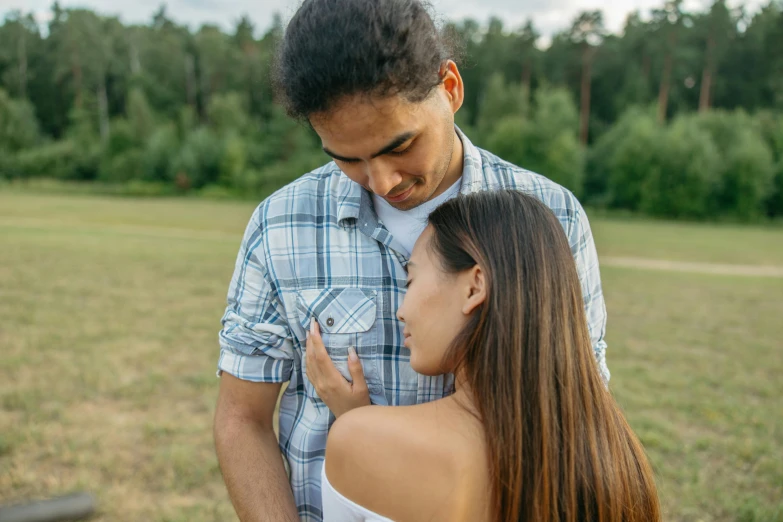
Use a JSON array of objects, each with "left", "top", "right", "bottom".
[{"left": 217, "top": 128, "right": 609, "bottom": 521}]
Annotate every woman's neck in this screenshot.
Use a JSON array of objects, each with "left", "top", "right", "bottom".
[{"left": 450, "top": 373, "right": 480, "bottom": 419}]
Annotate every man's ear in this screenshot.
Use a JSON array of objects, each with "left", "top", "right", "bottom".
[
  {"left": 440, "top": 60, "right": 464, "bottom": 114},
  {"left": 462, "top": 264, "right": 486, "bottom": 315}
]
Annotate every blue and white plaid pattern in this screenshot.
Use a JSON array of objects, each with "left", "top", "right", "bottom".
[{"left": 217, "top": 129, "right": 609, "bottom": 521}]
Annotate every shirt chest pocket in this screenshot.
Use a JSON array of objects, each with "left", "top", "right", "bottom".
[{"left": 296, "top": 288, "right": 386, "bottom": 407}]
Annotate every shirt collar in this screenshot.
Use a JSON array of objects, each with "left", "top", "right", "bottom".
[
  {"left": 455, "top": 126, "right": 488, "bottom": 196},
  {"left": 336, "top": 171, "right": 363, "bottom": 226}
]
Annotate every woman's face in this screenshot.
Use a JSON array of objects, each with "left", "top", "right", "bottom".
[{"left": 396, "top": 226, "right": 484, "bottom": 376}]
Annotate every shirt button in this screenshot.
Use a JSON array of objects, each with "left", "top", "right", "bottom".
[{"left": 326, "top": 317, "right": 334, "bottom": 327}]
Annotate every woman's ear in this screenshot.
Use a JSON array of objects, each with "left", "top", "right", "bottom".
[{"left": 461, "top": 265, "right": 486, "bottom": 315}]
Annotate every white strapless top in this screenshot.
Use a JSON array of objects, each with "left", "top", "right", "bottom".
[{"left": 321, "top": 462, "right": 394, "bottom": 522}]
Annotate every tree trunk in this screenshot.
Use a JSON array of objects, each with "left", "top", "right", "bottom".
[
  {"left": 522, "top": 56, "right": 532, "bottom": 96},
  {"left": 658, "top": 31, "right": 677, "bottom": 123},
  {"left": 246, "top": 61, "right": 258, "bottom": 116},
  {"left": 699, "top": 35, "right": 715, "bottom": 112},
  {"left": 199, "top": 60, "right": 210, "bottom": 120},
  {"left": 579, "top": 44, "right": 593, "bottom": 145},
  {"left": 522, "top": 56, "right": 533, "bottom": 103},
  {"left": 699, "top": 66, "right": 712, "bottom": 112},
  {"left": 72, "top": 51, "right": 83, "bottom": 109},
  {"left": 98, "top": 77, "right": 110, "bottom": 144},
  {"left": 18, "top": 30, "right": 27, "bottom": 99},
  {"left": 129, "top": 39, "right": 141, "bottom": 76},
  {"left": 184, "top": 53, "right": 196, "bottom": 107},
  {"left": 657, "top": 53, "right": 672, "bottom": 122}
]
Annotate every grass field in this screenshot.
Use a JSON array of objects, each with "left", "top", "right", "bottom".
[{"left": 1, "top": 192, "right": 782, "bottom": 521}]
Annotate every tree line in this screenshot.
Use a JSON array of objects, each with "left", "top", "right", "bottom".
[{"left": 0, "top": 1, "right": 781, "bottom": 220}]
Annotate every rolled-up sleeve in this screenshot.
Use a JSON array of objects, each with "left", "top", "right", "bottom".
[
  {"left": 217, "top": 207, "right": 294, "bottom": 383},
  {"left": 567, "top": 196, "right": 610, "bottom": 384}
]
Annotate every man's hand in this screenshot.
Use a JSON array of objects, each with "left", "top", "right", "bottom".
[
  {"left": 305, "top": 320, "right": 371, "bottom": 417},
  {"left": 214, "top": 375, "right": 299, "bottom": 522}
]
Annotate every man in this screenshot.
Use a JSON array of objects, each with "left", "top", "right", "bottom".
[{"left": 213, "top": 0, "right": 609, "bottom": 521}]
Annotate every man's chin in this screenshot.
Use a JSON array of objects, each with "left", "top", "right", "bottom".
[{"left": 388, "top": 197, "right": 425, "bottom": 211}]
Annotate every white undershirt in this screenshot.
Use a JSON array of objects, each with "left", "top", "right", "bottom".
[
  {"left": 321, "top": 464, "right": 394, "bottom": 522},
  {"left": 372, "top": 178, "right": 462, "bottom": 256}
]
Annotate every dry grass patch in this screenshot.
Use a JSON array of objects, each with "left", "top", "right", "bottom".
[{"left": 1, "top": 192, "right": 781, "bottom": 521}]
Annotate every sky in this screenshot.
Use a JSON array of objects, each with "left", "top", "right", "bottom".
[{"left": 0, "top": 0, "right": 767, "bottom": 43}]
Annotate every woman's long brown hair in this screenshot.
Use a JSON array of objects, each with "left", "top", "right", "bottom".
[{"left": 427, "top": 190, "right": 660, "bottom": 522}]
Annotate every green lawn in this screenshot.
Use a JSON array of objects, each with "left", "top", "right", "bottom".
[
  {"left": 592, "top": 217, "right": 783, "bottom": 267},
  {"left": 1, "top": 192, "right": 781, "bottom": 521}
]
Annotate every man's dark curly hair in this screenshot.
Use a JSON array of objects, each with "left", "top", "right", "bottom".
[{"left": 274, "top": 0, "right": 460, "bottom": 120}]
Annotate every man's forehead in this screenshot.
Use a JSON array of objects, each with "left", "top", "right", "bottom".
[
  {"left": 329, "top": 92, "right": 411, "bottom": 117},
  {"left": 315, "top": 117, "right": 421, "bottom": 158},
  {"left": 318, "top": 121, "right": 411, "bottom": 148},
  {"left": 312, "top": 95, "right": 423, "bottom": 138}
]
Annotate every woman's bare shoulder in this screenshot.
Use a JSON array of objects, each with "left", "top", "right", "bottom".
[{"left": 325, "top": 400, "right": 488, "bottom": 521}]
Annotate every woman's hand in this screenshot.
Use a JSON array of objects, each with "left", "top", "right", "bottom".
[{"left": 305, "top": 320, "right": 371, "bottom": 417}]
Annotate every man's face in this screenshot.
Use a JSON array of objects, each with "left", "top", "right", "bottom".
[{"left": 309, "top": 66, "right": 463, "bottom": 210}]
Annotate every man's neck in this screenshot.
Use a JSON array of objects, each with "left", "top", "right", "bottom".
[{"left": 429, "top": 128, "right": 464, "bottom": 200}]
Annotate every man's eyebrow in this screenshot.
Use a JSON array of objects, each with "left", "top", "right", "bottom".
[{"left": 322, "top": 132, "right": 416, "bottom": 162}]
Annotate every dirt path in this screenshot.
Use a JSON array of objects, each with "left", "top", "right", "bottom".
[{"left": 603, "top": 256, "right": 783, "bottom": 278}]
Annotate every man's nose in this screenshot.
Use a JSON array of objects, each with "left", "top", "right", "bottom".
[{"left": 366, "top": 162, "right": 402, "bottom": 196}]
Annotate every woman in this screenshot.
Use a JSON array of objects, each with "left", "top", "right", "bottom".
[{"left": 307, "top": 190, "right": 660, "bottom": 521}]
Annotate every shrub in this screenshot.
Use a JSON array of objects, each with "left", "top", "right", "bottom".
[
  {"left": 169, "top": 127, "right": 223, "bottom": 190},
  {"left": 717, "top": 127, "right": 774, "bottom": 220},
  {"left": 754, "top": 111, "right": 783, "bottom": 217},
  {"left": 588, "top": 106, "right": 659, "bottom": 208},
  {"left": 99, "top": 149, "right": 146, "bottom": 184},
  {"left": 0, "top": 89, "right": 40, "bottom": 153},
  {"left": 695, "top": 111, "right": 775, "bottom": 220},
  {"left": 15, "top": 140, "right": 100, "bottom": 181},
  {"left": 143, "top": 124, "right": 180, "bottom": 183},
  {"left": 639, "top": 116, "right": 721, "bottom": 219},
  {"left": 485, "top": 88, "right": 584, "bottom": 196}
]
